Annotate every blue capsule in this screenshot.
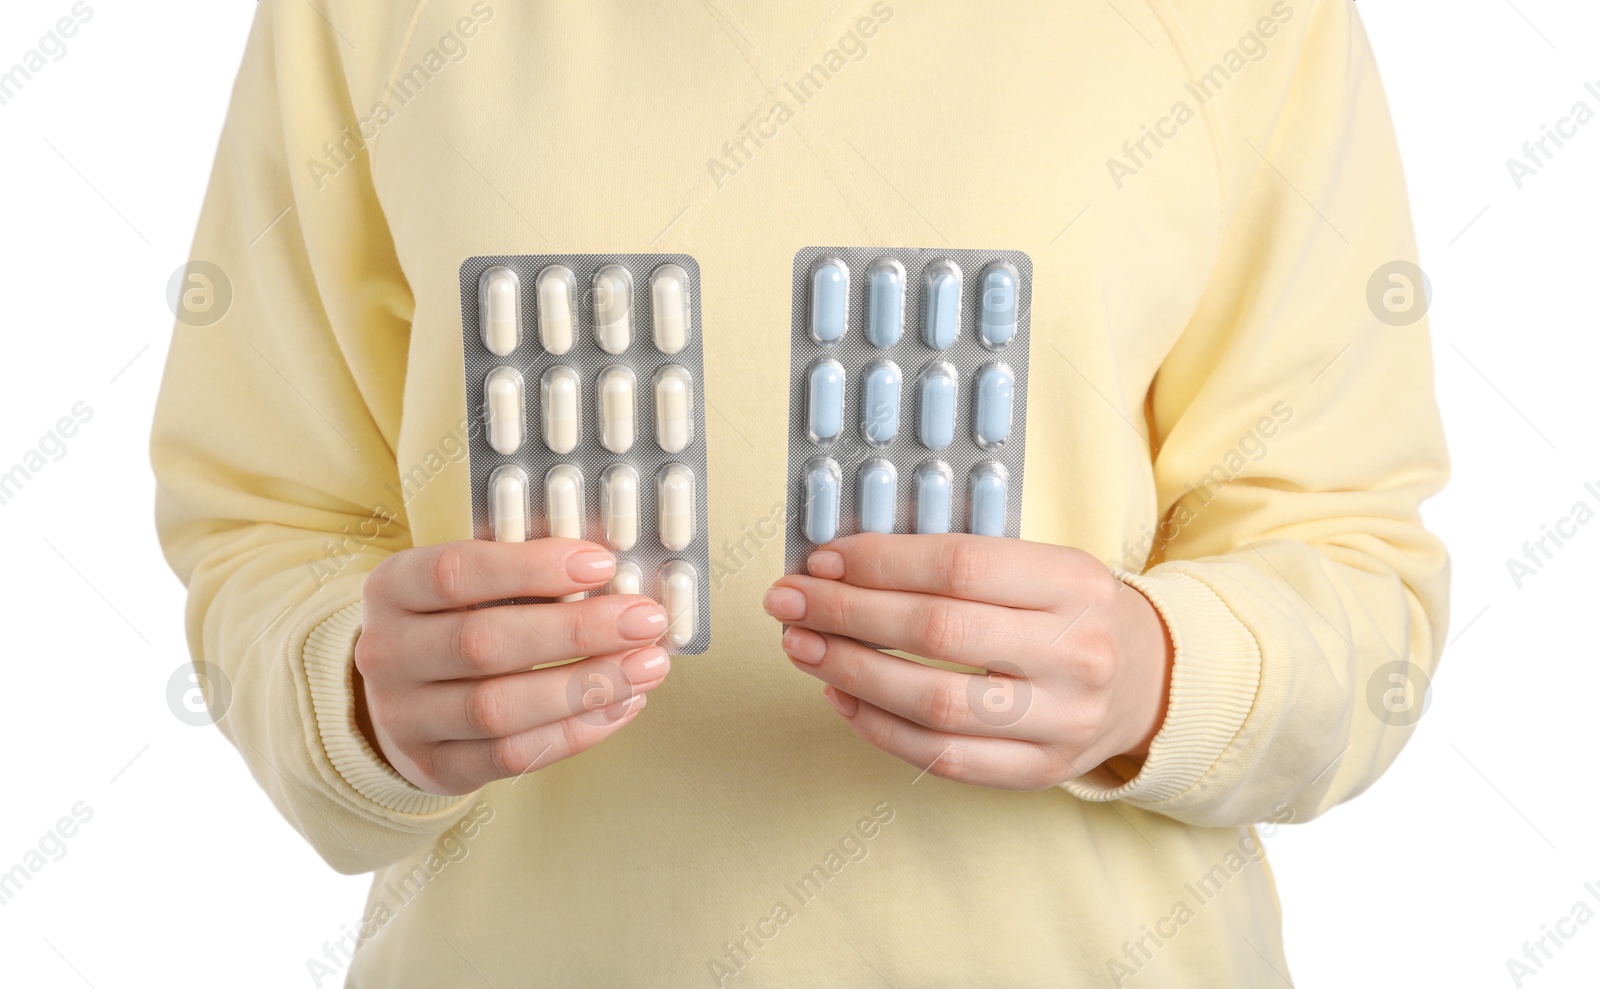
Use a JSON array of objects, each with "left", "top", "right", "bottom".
[
  {"left": 978, "top": 261, "right": 1018, "bottom": 350},
  {"left": 973, "top": 363, "right": 1014, "bottom": 449},
  {"left": 803, "top": 459, "right": 841, "bottom": 544},
  {"left": 860, "top": 360, "right": 901, "bottom": 446},
  {"left": 811, "top": 258, "right": 848, "bottom": 344},
  {"left": 866, "top": 259, "right": 905, "bottom": 349},
  {"left": 858, "top": 460, "right": 897, "bottom": 534},
  {"left": 917, "top": 362, "right": 957, "bottom": 451},
  {"left": 968, "top": 462, "right": 1008, "bottom": 537},
  {"left": 807, "top": 359, "right": 845, "bottom": 444},
  {"left": 922, "top": 261, "right": 961, "bottom": 350},
  {"left": 913, "top": 461, "right": 952, "bottom": 534}
]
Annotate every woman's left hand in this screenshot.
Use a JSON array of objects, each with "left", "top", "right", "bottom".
[{"left": 763, "top": 533, "right": 1174, "bottom": 790}]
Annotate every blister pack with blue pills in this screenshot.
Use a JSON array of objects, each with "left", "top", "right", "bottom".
[{"left": 783, "top": 247, "right": 1033, "bottom": 575}]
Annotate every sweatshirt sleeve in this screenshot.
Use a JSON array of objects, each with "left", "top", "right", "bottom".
[
  {"left": 151, "top": 1, "right": 477, "bottom": 873},
  {"left": 1060, "top": 2, "right": 1451, "bottom": 826}
]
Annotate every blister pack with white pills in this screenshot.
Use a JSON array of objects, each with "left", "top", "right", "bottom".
[
  {"left": 458, "top": 254, "right": 712, "bottom": 654},
  {"left": 783, "top": 247, "right": 1033, "bottom": 574}
]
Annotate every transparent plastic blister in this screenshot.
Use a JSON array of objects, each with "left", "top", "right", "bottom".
[
  {"left": 460, "top": 254, "right": 712, "bottom": 654},
  {"left": 784, "top": 247, "right": 1032, "bottom": 575}
]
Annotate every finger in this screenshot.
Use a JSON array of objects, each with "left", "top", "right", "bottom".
[
  {"left": 820, "top": 687, "right": 1068, "bottom": 791},
  {"left": 804, "top": 533, "right": 1104, "bottom": 611},
  {"left": 405, "top": 595, "right": 668, "bottom": 680},
  {"left": 412, "top": 646, "right": 670, "bottom": 741},
  {"left": 427, "top": 693, "right": 649, "bottom": 792},
  {"left": 372, "top": 538, "right": 618, "bottom": 613},
  {"left": 764, "top": 574, "right": 1063, "bottom": 668},
  {"left": 781, "top": 629, "right": 1054, "bottom": 742}
]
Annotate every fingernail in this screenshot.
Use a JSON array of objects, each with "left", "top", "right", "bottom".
[
  {"left": 806, "top": 550, "right": 844, "bottom": 579},
  {"left": 621, "top": 646, "right": 671, "bottom": 685},
  {"left": 823, "top": 686, "right": 858, "bottom": 718},
  {"left": 763, "top": 586, "right": 806, "bottom": 621},
  {"left": 783, "top": 627, "right": 826, "bottom": 665},
  {"left": 617, "top": 602, "right": 668, "bottom": 640},
  {"left": 568, "top": 550, "right": 616, "bottom": 581},
  {"left": 602, "top": 693, "right": 646, "bottom": 721}
]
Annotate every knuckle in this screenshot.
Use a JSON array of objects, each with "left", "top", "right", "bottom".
[
  {"left": 559, "top": 710, "right": 589, "bottom": 755},
  {"left": 923, "top": 678, "right": 970, "bottom": 733},
  {"left": 920, "top": 599, "right": 971, "bottom": 657},
  {"left": 1072, "top": 640, "right": 1118, "bottom": 691},
  {"left": 564, "top": 602, "right": 615, "bottom": 654},
  {"left": 464, "top": 682, "right": 514, "bottom": 738},
  {"left": 939, "top": 540, "right": 989, "bottom": 597},
  {"left": 928, "top": 743, "right": 967, "bottom": 781},
  {"left": 453, "top": 611, "right": 501, "bottom": 675},
  {"left": 488, "top": 733, "right": 529, "bottom": 778},
  {"left": 430, "top": 545, "right": 470, "bottom": 604}
]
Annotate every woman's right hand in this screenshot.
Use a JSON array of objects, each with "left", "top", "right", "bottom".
[{"left": 353, "top": 538, "right": 672, "bottom": 795}]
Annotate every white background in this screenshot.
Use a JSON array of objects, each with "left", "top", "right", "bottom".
[{"left": 0, "top": 2, "right": 1595, "bottom": 986}]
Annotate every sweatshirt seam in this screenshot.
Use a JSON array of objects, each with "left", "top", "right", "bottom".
[
  {"left": 1140, "top": 0, "right": 1229, "bottom": 245},
  {"left": 367, "top": 0, "right": 433, "bottom": 174}
]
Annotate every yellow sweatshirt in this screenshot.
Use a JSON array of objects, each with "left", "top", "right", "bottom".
[{"left": 151, "top": 1, "right": 1449, "bottom": 985}]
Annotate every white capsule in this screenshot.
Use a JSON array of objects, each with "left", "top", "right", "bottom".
[
  {"left": 545, "top": 464, "right": 583, "bottom": 540},
  {"left": 653, "top": 364, "right": 694, "bottom": 454},
  {"left": 483, "top": 367, "right": 525, "bottom": 456},
  {"left": 479, "top": 266, "right": 521, "bottom": 357},
  {"left": 596, "top": 365, "right": 636, "bottom": 454},
  {"left": 593, "top": 264, "right": 633, "bottom": 355},
  {"left": 657, "top": 464, "right": 695, "bottom": 552},
  {"left": 610, "top": 561, "right": 643, "bottom": 596},
  {"left": 536, "top": 265, "right": 576, "bottom": 355},
  {"left": 660, "top": 561, "right": 697, "bottom": 650},
  {"left": 540, "top": 365, "right": 581, "bottom": 455},
  {"left": 651, "top": 264, "right": 691, "bottom": 355},
  {"left": 600, "top": 464, "right": 640, "bottom": 552},
  {"left": 489, "top": 466, "right": 528, "bottom": 543}
]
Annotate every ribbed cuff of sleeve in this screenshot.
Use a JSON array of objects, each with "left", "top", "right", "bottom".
[
  {"left": 1059, "top": 567, "right": 1262, "bottom": 806},
  {"left": 302, "top": 598, "right": 473, "bottom": 817}
]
